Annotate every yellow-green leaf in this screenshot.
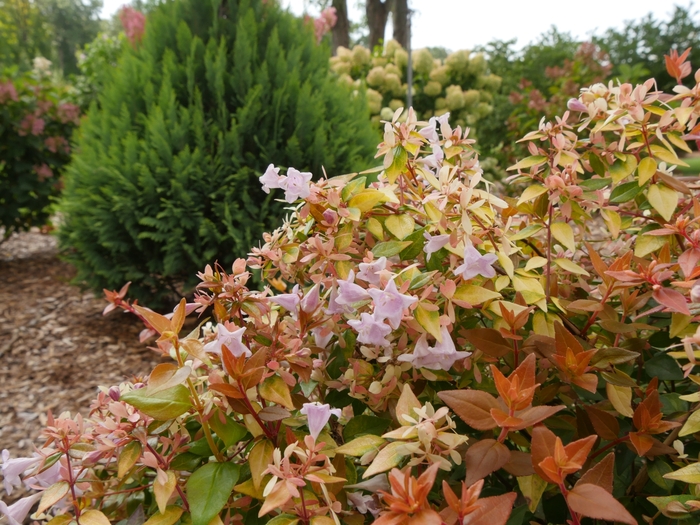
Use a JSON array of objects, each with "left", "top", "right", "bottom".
[
  {"left": 259, "top": 375, "right": 295, "bottom": 410},
  {"left": 348, "top": 189, "right": 386, "bottom": 213},
  {"left": 118, "top": 441, "right": 142, "bottom": 478},
  {"left": 384, "top": 214, "right": 415, "bottom": 240},
  {"left": 609, "top": 154, "right": 638, "bottom": 183},
  {"left": 414, "top": 303, "right": 442, "bottom": 341},
  {"left": 80, "top": 510, "right": 111, "bottom": 525},
  {"left": 507, "top": 155, "right": 548, "bottom": 171},
  {"left": 663, "top": 462, "right": 700, "bottom": 483},
  {"left": 362, "top": 442, "right": 407, "bottom": 478},
  {"left": 554, "top": 258, "right": 590, "bottom": 276},
  {"left": 517, "top": 475, "right": 547, "bottom": 513},
  {"left": 516, "top": 184, "right": 548, "bottom": 206},
  {"left": 154, "top": 471, "right": 177, "bottom": 514},
  {"left": 37, "top": 482, "right": 70, "bottom": 515},
  {"left": 335, "top": 435, "right": 386, "bottom": 456},
  {"left": 679, "top": 410, "right": 700, "bottom": 437},
  {"left": 453, "top": 284, "right": 502, "bottom": 305},
  {"left": 638, "top": 157, "right": 657, "bottom": 186},
  {"left": 634, "top": 234, "right": 669, "bottom": 257},
  {"left": 143, "top": 507, "right": 184, "bottom": 525},
  {"left": 396, "top": 384, "right": 421, "bottom": 425},
  {"left": 606, "top": 384, "right": 634, "bottom": 417},
  {"left": 249, "top": 440, "right": 274, "bottom": 490},
  {"left": 651, "top": 144, "right": 689, "bottom": 167},
  {"left": 551, "top": 222, "right": 576, "bottom": 252},
  {"left": 648, "top": 184, "right": 678, "bottom": 222},
  {"left": 121, "top": 385, "right": 192, "bottom": 421},
  {"left": 601, "top": 209, "right": 621, "bottom": 239},
  {"left": 512, "top": 276, "right": 546, "bottom": 304},
  {"left": 367, "top": 217, "right": 384, "bottom": 240}
]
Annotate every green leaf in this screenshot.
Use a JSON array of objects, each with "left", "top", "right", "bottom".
[
  {"left": 399, "top": 227, "right": 426, "bottom": 261},
  {"left": 609, "top": 181, "right": 642, "bottom": 203},
  {"left": 121, "top": 385, "right": 192, "bottom": 421},
  {"left": 510, "top": 224, "right": 544, "bottom": 241},
  {"left": 209, "top": 411, "right": 248, "bottom": 449},
  {"left": 578, "top": 177, "right": 611, "bottom": 190},
  {"left": 609, "top": 154, "right": 637, "bottom": 183},
  {"left": 372, "top": 240, "right": 412, "bottom": 258},
  {"left": 340, "top": 177, "right": 366, "bottom": 202},
  {"left": 343, "top": 415, "right": 392, "bottom": 441},
  {"left": 645, "top": 353, "right": 683, "bottom": 381},
  {"left": 170, "top": 452, "right": 202, "bottom": 471},
  {"left": 186, "top": 462, "right": 240, "bottom": 525},
  {"left": 648, "top": 460, "right": 675, "bottom": 491}
]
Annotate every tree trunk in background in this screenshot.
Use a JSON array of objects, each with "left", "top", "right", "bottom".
[
  {"left": 331, "top": 0, "right": 349, "bottom": 54},
  {"left": 392, "top": 0, "right": 408, "bottom": 49},
  {"left": 366, "top": 0, "right": 390, "bottom": 50}
]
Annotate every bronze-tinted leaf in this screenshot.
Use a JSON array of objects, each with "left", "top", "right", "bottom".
[
  {"left": 464, "top": 439, "right": 512, "bottom": 486},
  {"left": 438, "top": 390, "right": 499, "bottom": 430},
  {"left": 463, "top": 328, "right": 512, "bottom": 357},
  {"left": 585, "top": 406, "right": 620, "bottom": 441},
  {"left": 577, "top": 452, "right": 615, "bottom": 494},
  {"left": 462, "top": 492, "right": 517, "bottom": 525},
  {"left": 567, "top": 483, "right": 636, "bottom": 525}
]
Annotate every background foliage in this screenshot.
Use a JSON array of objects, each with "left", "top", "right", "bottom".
[{"left": 57, "top": 0, "right": 377, "bottom": 306}]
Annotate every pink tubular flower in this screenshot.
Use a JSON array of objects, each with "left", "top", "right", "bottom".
[
  {"left": 357, "top": 256, "right": 387, "bottom": 285},
  {"left": 418, "top": 113, "right": 450, "bottom": 143},
  {"left": 269, "top": 285, "right": 302, "bottom": 314},
  {"left": 0, "top": 492, "right": 42, "bottom": 525},
  {"left": 260, "top": 164, "right": 283, "bottom": 194},
  {"left": 279, "top": 167, "right": 312, "bottom": 203},
  {"left": 300, "top": 283, "right": 321, "bottom": 313},
  {"left": 567, "top": 98, "right": 587, "bottom": 112},
  {"left": 397, "top": 326, "right": 471, "bottom": 371},
  {"left": 203, "top": 323, "right": 251, "bottom": 358},
  {"left": 1, "top": 450, "right": 40, "bottom": 495},
  {"left": 325, "top": 285, "right": 353, "bottom": 315},
  {"left": 423, "top": 232, "right": 450, "bottom": 260},
  {"left": 454, "top": 244, "right": 498, "bottom": 280},
  {"left": 348, "top": 312, "right": 392, "bottom": 347},
  {"left": 300, "top": 402, "right": 341, "bottom": 441},
  {"left": 335, "top": 271, "right": 370, "bottom": 306},
  {"left": 368, "top": 279, "right": 418, "bottom": 329}
]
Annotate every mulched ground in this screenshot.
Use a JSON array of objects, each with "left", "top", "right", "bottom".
[{"left": 0, "top": 230, "right": 162, "bottom": 502}]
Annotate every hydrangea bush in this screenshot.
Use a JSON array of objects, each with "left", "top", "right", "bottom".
[
  {"left": 0, "top": 61, "right": 80, "bottom": 241},
  {"left": 330, "top": 41, "right": 501, "bottom": 134},
  {"left": 7, "top": 52, "right": 700, "bottom": 525}
]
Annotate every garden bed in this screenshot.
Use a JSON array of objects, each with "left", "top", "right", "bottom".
[{"left": 0, "top": 231, "right": 161, "bottom": 502}]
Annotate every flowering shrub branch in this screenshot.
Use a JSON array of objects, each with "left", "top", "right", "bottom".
[{"left": 8, "top": 48, "right": 700, "bottom": 525}]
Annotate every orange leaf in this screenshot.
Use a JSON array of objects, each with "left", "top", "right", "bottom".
[
  {"left": 502, "top": 451, "right": 535, "bottom": 477},
  {"left": 629, "top": 431, "right": 654, "bottom": 456},
  {"left": 258, "top": 482, "right": 292, "bottom": 517},
  {"left": 133, "top": 304, "right": 172, "bottom": 335},
  {"left": 577, "top": 452, "right": 615, "bottom": 494},
  {"left": 564, "top": 435, "right": 598, "bottom": 467},
  {"left": 462, "top": 493, "right": 517, "bottom": 525},
  {"left": 510, "top": 405, "right": 565, "bottom": 430},
  {"left": 567, "top": 483, "right": 637, "bottom": 525},
  {"left": 531, "top": 425, "right": 557, "bottom": 481},
  {"left": 438, "top": 390, "right": 499, "bottom": 430},
  {"left": 464, "top": 439, "right": 512, "bottom": 486}
]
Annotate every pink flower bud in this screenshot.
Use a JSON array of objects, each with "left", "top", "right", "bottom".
[{"left": 567, "top": 98, "right": 587, "bottom": 112}]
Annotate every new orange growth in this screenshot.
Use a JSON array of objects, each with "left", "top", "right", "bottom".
[
  {"left": 629, "top": 386, "right": 681, "bottom": 456},
  {"left": 441, "top": 479, "right": 516, "bottom": 525},
  {"left": 374, "top": 462, "right": 442, "bottom": 525},
  {"left": 665, "top": 47, "right": 692, "bottom": 84},
  {"left": 537, "top": 435, "right": 597, "bottom": 485},
  {"left": 552, "top": 323, "right": 598, "bottom": 393}
]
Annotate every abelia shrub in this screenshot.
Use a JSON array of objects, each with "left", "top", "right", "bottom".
[
  {"left": 0, "top": 64, "right": 80, "bottom": 241},
  {"left": 8, "top": 51, "right": 700, "bottom": 525}
]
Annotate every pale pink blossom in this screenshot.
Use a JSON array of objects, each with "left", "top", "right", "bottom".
[
  {"left": 368, "top": 279, "right": 418, "bottom": 329},
  {"left": 454, "top": 244, "right": 498, "bottom": 280},
  {"left": 203, "top": 323, "right": 251, "bottom": 358},
  {"left": 280, "top": 167, "right": 312, "bottom": 203},
  {"left": 348, "top": 312, "right": 392, "bottom": 347},
  {"left": 300, "top": 284, "right": 321, "bottom": 313},
  {"left": 260, "top": 164, "right": 283, "bottom": 194},
  {"left": 0, "top": 492, "right": 42, "bottom": 525},
  {"left": 269, "top": 285, "right": 302, "bottom": 313},
  {"left": 357, "top": 257, "right": 387, "bottom": 285},
  {"left": 421, "top": 144, "right": 444, "bottom": 170},
  {"left": 423, "top": 232, "right": 450, "bottom": 260},
  {"left": 300, "top": 402, "right": 341, "bottom": 441},
  {"left": 567, "top": 98, "right": 587, "bottom": 112},
  {"left": 691, "top": 281, "right": 700, "bottom": 303},
  {"left": 419, "top": 113, "right": 450, "bottom": 143},
  {"left": 335, "top": 271, "right": 370, "bottom": 306},
  {"left": 325, "top": 285, "right": 353, "bottom": 315},
  {"left": 1, "top": 450, "right": 40, "bottom": 495},
  {"left": 311, "top": 323, "right": 334, "bottom": 348},
  {"left": 23, "top": 459, "right": 61, "bottom": 489},
  {"left": 347, "top": 492, "right": 381, "bottom": 516},
  {"left": 397, "top": 326, "right": 471, "bottom": 371}
]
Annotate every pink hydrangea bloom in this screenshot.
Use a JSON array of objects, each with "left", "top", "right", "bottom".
[
  {"left": 313, "top": 7, "right": 337, "bottom": 43},
  {"left": 357, "top": 256, "right": 387, "bottom": 285},
  {"left": 300, "top": 402, "right": 341, "bottom": 441},
  {"left": 397, "top": 326, "right": 471, "bottom": 371},
  {"left": 120, "top": 7, "right": 146, "bottom": 45},
  {"left": 203, "top": 323, "right": 251, "bottom": 358},
  {"left": 348, "top": 312, "right": 392, "bottom": 347},
  {"left": 57, "top": 103, "right": 80, "bottom": 125},
  {"left": 453, "top": 244, "right": 498, "bottom": 280},
  {"left": 0, "top": 81, "right": 18, "bottom": 104},
  {"left": 34, "top": 164, "right": 53, "bottom": 181},
  {"left": 423, "top": 232, "right": 450, "bottom": 260},
  {"left": 368, "top": 279, "right": 418, "bottom": 329}
]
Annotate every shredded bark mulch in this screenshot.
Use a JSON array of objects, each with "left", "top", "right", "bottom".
[{"left": 0, "top": 230, "right": 161, "bottom": 502}]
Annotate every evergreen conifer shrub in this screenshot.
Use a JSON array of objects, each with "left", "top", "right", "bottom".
[{"left": 58, "top": 0, "right": 377, "bottom": 305}]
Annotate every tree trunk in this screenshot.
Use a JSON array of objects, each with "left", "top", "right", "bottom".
[
  {"left": 366, "top": 0, "right": 390, "bottom": 50},
  {"left": 331, "top": 0, "right": 349, "bottom": 54},
  {"left": 392, "top": 0, "right": 408, "bottom": 49}
]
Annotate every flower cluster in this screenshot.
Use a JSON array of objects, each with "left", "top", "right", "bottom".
[{"left": 9, "top": 50, "right": 700, "bottom": 525}]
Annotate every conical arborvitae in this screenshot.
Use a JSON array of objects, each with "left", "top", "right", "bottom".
[{"left": 58, "top": 0, "right": 377, "bottom": 306}]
